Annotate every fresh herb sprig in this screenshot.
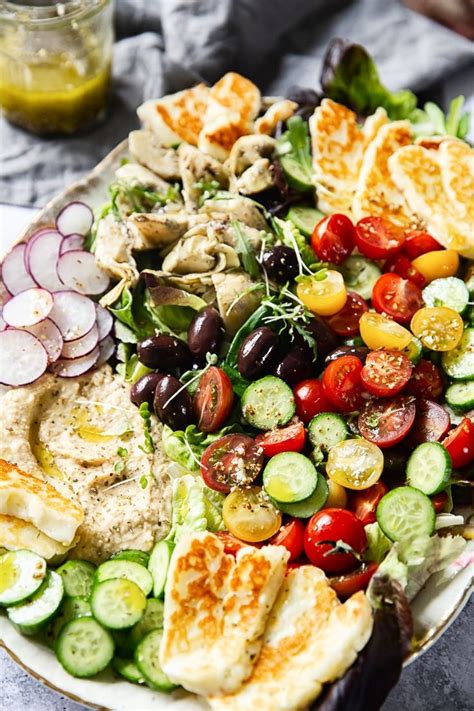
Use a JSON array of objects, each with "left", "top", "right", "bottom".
[
  {"left": 231, "top": 220, "right": 261, "bottom": 279},
  {"left": 138, "top": 402, "right": 155, "bottom": 453}
]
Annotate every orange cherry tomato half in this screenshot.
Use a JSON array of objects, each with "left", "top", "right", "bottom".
[
  {"left": 355, "top": 217, "right": 405, "bottom": 260},
  {"left": 403, "top": 230, "right": 442, "bottom": 259},
  {"left": 255, "top": 420, "right": 306, "bottom": 457},
  {"left": 269, "top": 518, "right": 305, "bottom": 560},
  {"left": 325, "top": 291, "right": 368, "bottom": 337},
  {"left": 360, "top": 349, "right": 413, "bottom": 398},
  {"left": 372, "top": 273, "right": 423, "bottom": 324},
  {"left": 322, "top": 355, "right": 364, "bottom": 413},
  {"left": 329, "top": 561, "right": 378, "bottom": 599},
  {"left": 411, "top": 250, "right": 459, "bottom": 283},
  {"left": 358, "top": 395, "right": 416, "bottom": 448},
  {"left": 411, "top": 307, "right": 464, "bottom": 351},
  {"left": 350, "top": 482, "right": 389, "bottom": 526},
  {"left": 359, "top": 312, "right": 413, "bottom": 351},
  {"left": 311, "top": 214, "right": 356, "bottom": 265},
  {"left": 406, "top": 359, "right": 444, "bottom": 400},
  {"left": 303, "top": 508, "right": 367, "bottom": 574},
  {"left": 383, "top": 253, "right": 426, "bottom": 288},
  {"left": 442, "top": 418, "right": 474, "bottom": 469},
  {"left": 293, "top": 379, "right": 336, "bottom": 423},
  {"left": 193, "top": 366, "right": 234, "bottom": 433}
]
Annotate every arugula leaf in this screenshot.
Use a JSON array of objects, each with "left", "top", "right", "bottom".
[
  {"left": 231, "top": 220, "right": 261, "bottom": 279},
  {"left": 276, "top": 116, "right": 313, "bottom": 190},
  {"left": 220, "top": 363, "right": 251, "bottom": 397},
  {"left": 109, "top": 180, "right": 180, "bottom": 217}
]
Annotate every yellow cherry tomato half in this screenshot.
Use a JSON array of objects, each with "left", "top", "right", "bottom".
[
  {"left": 411, "top": 249, "right": 459, "bottom": 283},
  {"left": 324, "top": 479, "right": 348, "bottom": 509},
  {"left": 359, "top": 311, "right": 412, "bottom": 350},
  {"left": 296, "top": 270, "right": 347, "bottom": 316},
  {"left": 326, "top": 438, "right": 384, "bottom": 490},
  {"left": 411, "top": 306, "right": 464, "bottom": 351},
  {"left": 223, "top": 486, "right": 282, "bottom": 542}
]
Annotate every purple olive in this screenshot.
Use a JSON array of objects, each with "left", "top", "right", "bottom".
[
  {"left": 325, "top": 345, "right": 369, "bottom": 365},
  {"left": 261, "top": 246, "right": 299, "bottom": 283},
  {"left": 273, "top": 347, "right": 314, "bottom": 386},
  {"left": 130, "top": 372, "right": 165, "bottom": 407},
  {"left": 237, "top": 327, "right": 279, "bottom": 379},
  {"left": 137, "top": 335, "right": 192, "bottom": 372},
  {"left": 187, "top": 307, "right": 224, "bottom": 361},
  {"left": 304, "top": 316, "right": 339, "bottom": 368},
  {"left": 153, "top": 374, "right": 194, "bottom": 430}
]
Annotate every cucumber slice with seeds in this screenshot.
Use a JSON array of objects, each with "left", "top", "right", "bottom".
[
  {"left": 263, "top": 451, "right": 317, "bottom": 503},
  {"left": 287, "top": 206, "right": 324, "bottom": 237},
  {"left": 135, "top": 630, "right": 176, "bottom": 692},
  {"left": 423, "top": 277, "right": 469, "bottom": 314},
  {"left": 279, "top": 155, "right": 314, "bottom": 192},
  {"left": 7, "top": 571, "right": 64, "bottom": 636},
  {"left": 49, "top": 596, "right": 91, "bottom": 646},
  {"left": 376, "top": 486, "right": 435, "bottom": 542},
  {"left": 406, "top": 442, "right": 452, "bottom": 495},
  {"left": 441, "top": 328, "right": 474, "bottom": 381},
  {"left": 112, "top": 657, "right": 145, "bottom": 684},
  {"left": 56, "top": 617, "right": 114, "bottom": 677},
  {"left": 241, "top": 376, "right": 295, "bottom": 430},
  {"left": 402, "top": 337, "right": 423, "bottom": 365},
  {"left": 0, "top": 550, "right": 47, "bottom": 606},
  {"left": 148, "top": 540, "right": 174, "bottom": 598},
  {"left": 273, "top": 472, "right": 328, "bottom": 518},
  {"left": 445, "top": 381, "right": 474, "bottom": 412},
  {"left": 111, "top": 550, "right": 150, "bottom": 567},
  {"left": 91, "top": 578, "right": 147, "bottom": 630},
  {"left": 339, "top": 256, "right": 381, "bottom": 300},
  {"left": 95, "top": 559, "right": 153, "bottom": 596},
  {"left": 308, "top": 413, "right": 348, "bottom": 453},
  {"left": 57, "top": 560, "right": 96, "bottom": 598},
  {"left": 130, "top": 598, "right": 164, "bottom": 647}
]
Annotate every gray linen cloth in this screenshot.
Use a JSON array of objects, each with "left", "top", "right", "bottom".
[{"left": 0, "top": 0, "right": 473, "bottom": 207}]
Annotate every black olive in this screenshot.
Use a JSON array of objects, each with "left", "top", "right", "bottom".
[
  {"left": 325, "top": 345, "right": 370, "bottom": 365},
  {"left": 261, "top": 246, "right": 299, "bottom": 283},
  {"left": 153, "top": 375, "right": 194, "bottom": 430},
  {"left": 273, "top": 347, "right": 313, "bottom": 386},
  {"left": 237, "top": 326, "right": 279, "bottom": 379},
  {"left": 137, "top": 334, "right": 192, "bottom": 372},
  {"left": 304, "top": 316, "right": 339, "bottom": 369},
  {"left": 130, "top": 372, "right": 165, "bottom": 408},
  {"left": 187, "top": 307, "right": 225, "bottom": 361}
]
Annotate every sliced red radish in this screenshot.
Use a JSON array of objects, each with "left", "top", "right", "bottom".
[
  {"left": 51, "top": 345, "right": 99, "bottom": 378},
  {"left": 2, "top": 244, "right": 37, "bottom": 294},
  {"left": 50, "top": 291, "right": 96, "bottom": 341},
  {"left": 0, "top": 329, "right": 48, "bottom": 386},
  {"left": 27, "top": 230, "right": 64, "bottom": 291},
  {"left": 95, "top": 304, "right": 113, "bottom": 340},
  {"left": 56, "top": 202, "right": 93, "bottom": 237},
  {"left": 96, "top": 335, "right": 115, "bottom": 367},
  {"left": 57, "top": 250, "right": 110, "bottom": 296},
  {"left": 60, "top": 233, "right": 85, "bottom": 254},
  {"left": 23, "top": 318, "right": 63, "bottom": 363},
  {"left": 0, "top": 310, "right": 5, "bottom": 332},
  {"left": 61, "top": 323, "right": 99, "bottom": 359},
  {"left": 2, "top": 288, "right": 53, "bottom": 328}
]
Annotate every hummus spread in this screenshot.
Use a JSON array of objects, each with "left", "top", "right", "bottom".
[{"left": 0, "top": 366, "right": 171, "bottom": 563}]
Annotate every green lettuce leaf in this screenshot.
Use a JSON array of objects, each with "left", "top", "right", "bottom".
[
  {"left": 364, "top": 522, "right": 392, "bottom": 564},
  {"left": 166, "top": 474, "right": 225, "bottom": 542}
]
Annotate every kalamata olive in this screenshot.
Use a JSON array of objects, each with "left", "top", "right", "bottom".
[
  {"left": 130, "top": 372, "right": 165, "bottom": 408},
  {"left": 237, "top": 326, "right": 279, "bottom": 379},
  {"left": 325, "top": 345, "right": 370, "bottom": 365},
  {"left": 273, "top": 347, "right": 314, "bottom": 386},
  {"left": 261, "top": 246, "right": 299, "bottom": 283},
  {"left": 153, "top": 374, "right": 194, "bottom": 430},
  {"left": 137, "top": 334, "right": 192, "bottom": 372},
  {"left": 304, "top": 316, "right": 339, "bottom": 368},
  {"left": 187, "top": 307, "right": 224, "bottom": 361}
]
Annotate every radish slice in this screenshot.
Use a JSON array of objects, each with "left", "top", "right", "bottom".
[
  {"left": 0, "top": 329, "right": 48, "bottom": 386},
  {"left": 96, "top": 335, "right": 115, "bottom": 367},
  {"left": 2, "top": 244, "right": 37, "bottom": 295},
  {"left": 61, "top": 324, "right": 99, "bottom": 359},
  {"left": 0, "top": 310, "right": 5, "bottom": 332},
  {"left": 51, "top": 345, "right": 99, "bottom": 378},
  {"left": 50, "top": 291, "right": 96, "bottom": 341},
  {"left": 2, "top": 288, "right": 53, "bottom": 328},
  {"left": 60, "top": 234, "right": 85, "bottom": 254},
  {"left": 57, "top": 250, "right": 110, "bottom": 296},
  {"left": 27, "top": 231, "right": 64, "bottom": 291},
  {"left": 56, "top": 202, "right": 93, "bottom": 237},
  {"left": 23, "top": 318, "right": 63, "bottom": 363},
  {"left": 95, "top": 304, "right": 113, "bottom": 340}
]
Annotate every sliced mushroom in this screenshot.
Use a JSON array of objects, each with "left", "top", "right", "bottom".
[
  {"left": 115, "top": 163, "right": 172, "bottom": 194},
  {"left": 94, "top": 215, "right": 138, "bottom": 284},
  {"left": 201, "top": 195, "right": 269, "bottom": 231},
  {"left": 126, "top": 213, "right": 207, "bottom": 250},
  {"left": 227, "top": 135, "right": 276, "bottom": 196},
  {"left": 129, "top": 130, "right": 180, "bottom": 180},
  {"left": 212, "top": 271, "right": 263, "bottom": 336},
  {"left": 178, "top": 143, "right": 229, "bottom": 211},
  {"left": 162, "top": 226, "right": 239, "bottom": 275}
]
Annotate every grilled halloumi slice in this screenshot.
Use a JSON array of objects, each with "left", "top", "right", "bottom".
[
  {"left": 0, "top": 514, "right": 71, "bottom": 561},
  {"left": 389, "top": 144, "right": 474, "bottom": 259},
  {"left": 209, "top": 567, "right": 373, "bottom": 711},
  {"left": 309, "top": 99, "right": 388, "bottom": 215},
  {"left": 137, "top": 83, "right": 210, "bottom": 146},
  {"left": 0, "top": 459, "right": 83, "bottom": 546},
  {"left": 128, "top": 130, "right": 180, "bottom": 180},
  {"left": 438, "top": 139, "right": 474, "bottom": 224},
  {"left": 159, "top": 531, "right": 288, "bottom": 696},
  {"left": 255, "top": 99, "right": 297, "bottom": 135},
  {"left": 353, "top": 121, "right": 414, "bottom": 226}
]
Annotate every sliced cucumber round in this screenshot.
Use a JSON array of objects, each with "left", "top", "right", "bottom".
[
  {"left": 130, "top": 598, "right": 164, "bottom": 648},
  {"left": 91, "top": 578, "right": 147, "bottom": 630},
  {"left": 423, "top": 277, "right": 469, "bottom": 314},
  {"left": 111, "top": 550, "right": 150, "bottom": 567},
  {"left": 148, "top": 540, "right": 174, "bottom": 598},
  {"left": 0, "top": 550, "right": 47, "bottom": 606},
  {"left": 112, "top": 657, "right": 145, "bottom": 684},
  {"left": 406, "top": 442, "right": 452, "bottom": 495},
  {"left": 339, "top": 255, "right": 381, "bottom": 300},
  {"left": 287, "top": 206, "right": 324, "bottom": 237},
  {"left": 441, "top": 328, "right": 474, "bottom": 381},
  {"left": 95, "top": 559, "right": 153, "bottom": 596},
  {"left": 263, "top": 452, "right": 317, "bottom": 504},
  {"left": 7, "top": 571, "right": 64, "bottom": 635},
  {"left": 308, "top": 412, "right": 348, "bottom": 453},
  {"left": 56, "top": 617, "right": 114, "bottom": 678},
  {"left": 376, "top": 486, "right": 435, "bottom": 542},
  {"left": 241, "top": 376, "right": 295, "bottom": 430},
  {"left": 57, "top": 559, "right": 96, "bottom": 599},
  {"left": 402, "top": 336, "right": 423, "bottom": 365},
  {"left": 135, "top": 630, "right": 176, "bottom": 692},
  {"left": 279, "top": 154, "right": 314, "bottom": 192},
  {"left": 445, "top": 380, "right": 474, "bottom": 412},
  {"left": 49, "top": 596, "right": 91, "bottom": 646},
  {"left": 273, "top": 473, "right": 329, "bottom": 518}
]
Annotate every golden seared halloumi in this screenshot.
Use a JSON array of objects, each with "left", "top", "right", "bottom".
[
  {"left": 159, "top": 531, "right": 289, "bottom": 696},
  {"left": 255, "top": 99, "right": 297, "bottom": 135},
  {"left": 0, "top": 459, "right": 83, "bottom": 546},
  {"left": 438, "top": 139, "right": 474, "bottom": 223},
  {"left": 353, "top": 121, "right": 414, "bottom": 226},
  {"left": 309, "top": 99, "right": 388, "bottom": 215},
  {"left": 0, "top": 514, "right": 71, "bottom": 561},
  {"left": 137, "top": 83, "right": 210, "bottom": 146},
  {"left": 389, "top": 144, "right": 474, "bottom": 259},
  {"left": 209, "top": 567, "right": 373, "bottom": 711}
]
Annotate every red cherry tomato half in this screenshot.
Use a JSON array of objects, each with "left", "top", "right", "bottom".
[
  {"left": 304, "top": 508, "right": 367, "bottom": 575},
  {"left": 293, "top": 379, "right": 336, "bottom": 423},
  {"left": 431, "top": 491, "right": 449, "bottom": 514},
  {"left": 311, "top": 214, "right": 356, "bottom": 265},
  {"left": 355, "top": 217, "right": 405, "bottom": 260},
  {"left": 215, "top": 531, "right": 260, "bottom": 555},
  {"left": 358, "top": 395, "right": 416, "bottom": 448},
  {"left": 322, "top": 355, "right": 364, "bottom": 413},
  {"left": 360, "top": 349, "right": 413, "bottom": 398},
  {"left": 372, "top": 273, "right": 423, "bottom": 324},
  {"left": 406, "top": 359, "right": 444, "bottom": 401},
  {"left": 350, "top": 481, "right": 389, "bottom": 526},
  {"left": 193, "top": 366, "right": 234, "bottom": 433},
  {"left": 329, "top": 561, "right": 378, "bottom": 599},
  {"left": 255, "top": 420, "right": 306, "bottom": 457},
  {"left": 201, "top": 434, "right": 264, "bottom": 493},
  {"left": 403, "top": 230, "right": 443, "bottom": 259},
  {"left": 442, "top": 418, "right": 474, "bottom": 469},
  {"left": 383, "top": 253, "right": 426, "bottom": 288},
  {"left": 408, "top": 399, "right": 451, "bottom": 446},
  {"left": 325, "top": 291, "right": 368, "bottom": 337},
  {"left": 269, "top": 518, "right": 305, "bottom": 561}
]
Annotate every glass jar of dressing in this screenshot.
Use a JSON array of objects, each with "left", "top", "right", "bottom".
[{"left": 0, "top": 0, "right": 114, "bottom": 135}]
